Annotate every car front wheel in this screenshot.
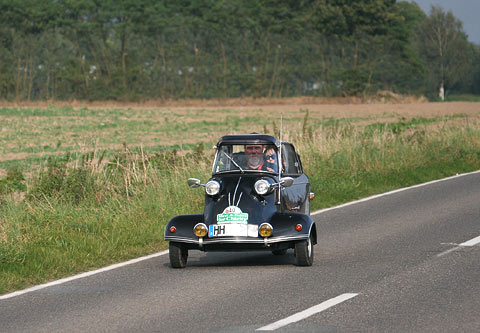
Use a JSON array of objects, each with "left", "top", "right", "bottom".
[
  {"left": 295, "top": 234, "right": 313, "bottom": 266},
  {"left": 169, "top": 242, "right": 188, "bottom": 268}
]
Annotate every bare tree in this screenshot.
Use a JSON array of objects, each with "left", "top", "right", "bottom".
[{"left": 417, "top": 5, "right": 472, "bottom": 99}]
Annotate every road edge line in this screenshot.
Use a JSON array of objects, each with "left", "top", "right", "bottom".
[
  {"left": 311, "top": 169, "right": 480, "bottom": 216},
  {"left": 0, "top": 250, "right": 169, "bottom": 300}
]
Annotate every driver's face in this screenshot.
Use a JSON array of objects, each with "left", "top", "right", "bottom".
[{"left": 245, "top": 145, "right": 263, "bottom": 155}]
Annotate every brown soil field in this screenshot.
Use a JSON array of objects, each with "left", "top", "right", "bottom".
[
  {"left": 1, "top": 94, "right": 425, "bottom": 108},
  {"left": 2, "top": 98, "right": 477, "bottom": 122},
  {"left": 2, "top": 96, "right": 479, "bottom": 119}
]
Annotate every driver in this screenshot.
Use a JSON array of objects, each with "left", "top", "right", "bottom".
[{"left": 244, "top": 144, "right": 277, "bottom": 172}]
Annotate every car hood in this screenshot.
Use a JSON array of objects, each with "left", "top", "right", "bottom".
[{"left": 203, "top": 174, "right": 278, "bottom": 226}]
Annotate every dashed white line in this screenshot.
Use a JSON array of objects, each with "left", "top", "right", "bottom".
[
  {"left": 256, "top": 293, "right": 358, "bottom": 331},
  {"left": 459, "top": 235, "right": 480, "bottom": 247},
  {"left": 437, "top": 235, "right": 480, "bottom": 257},
  {"left": 437, "top": 247, "right": 462, "bottom": 257}
]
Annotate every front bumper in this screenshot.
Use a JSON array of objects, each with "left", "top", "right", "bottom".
[
  {"left": 164, "top": 212, "right": 316, "bottom": 251},
  {"left": 164, "top": 234, "right": 309, "bottom": 245}
]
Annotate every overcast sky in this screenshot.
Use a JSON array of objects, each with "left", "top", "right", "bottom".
[{"left": 407, "top": 0, "right": 480, "bottom": 44}]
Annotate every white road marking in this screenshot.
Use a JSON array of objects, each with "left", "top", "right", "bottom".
[
  {"left": 311, "top": 170, "right": 480, "bottom": 216},
  {"left": 256, "top": 293, "right": 358, "bottom": 331},
  {"left": 0, "top": 250, "right": 169, "bottom": 300},
  {"left": 459, "top": 235, "right": 480, "bottom": 247},
  {"left": 436, "top": 247, "right": 462, "bottom": 258},
  {"left": 437, "top": 235, "right": 480, "bottom": 257}
]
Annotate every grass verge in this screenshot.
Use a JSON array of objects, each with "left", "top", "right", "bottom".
[{"left": 1, "top": 115, "right": 480, "bottom": 295}]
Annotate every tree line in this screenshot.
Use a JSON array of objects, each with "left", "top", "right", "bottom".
[{"left": 0, "top": 0, "right": 478, "bottom": 101}]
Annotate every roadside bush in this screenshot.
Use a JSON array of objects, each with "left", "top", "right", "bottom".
[
  {"left": 148, "top": 149, "right": 179, "bottom": 171},
  {"left": 0, "top": 166, "right": 26, "bottom": 195},
  {"left": 28, "top": 157, "right": 99, "bottom": 204}
]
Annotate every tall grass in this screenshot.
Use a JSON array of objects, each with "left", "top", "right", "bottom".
[
  {"left": 294, "top": 117, "right": 480, "bottom": 208},
  {"left": 1, "top": 146, "right": 211, "bottom": 294},
  {"left": 1, "top": 116, "right": 480, "bottom": 294}
]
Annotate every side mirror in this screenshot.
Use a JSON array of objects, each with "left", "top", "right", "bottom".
[
  {"left": 280, "top": 177, "right": 294, "bottom": 187},
  {"left": 187, "top": 178, "right": 202, "bottom": 188}
]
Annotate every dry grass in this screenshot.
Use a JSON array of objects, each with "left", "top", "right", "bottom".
[{"left": 1, "top": 98, "right": 479, "bottom": 168}]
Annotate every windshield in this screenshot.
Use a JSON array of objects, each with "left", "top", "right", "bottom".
[{"left": 213, "top": 144, "right": 279, "bottom": 174}]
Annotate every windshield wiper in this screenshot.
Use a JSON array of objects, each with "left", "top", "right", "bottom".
[{"left": 222, "top": 151, "right": 244, "bottom": 173}]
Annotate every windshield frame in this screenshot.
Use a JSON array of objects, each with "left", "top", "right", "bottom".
[{"left": 212, "top": 143, "right": 279, "bottom": 175}]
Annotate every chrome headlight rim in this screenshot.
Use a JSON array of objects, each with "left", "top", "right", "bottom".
[
  {"left": 205, "top": 180, "right": 220, "bottom": 196},
  {"left": 254, "top": 179, "right": 271, "bottom": 195},
  {"left": 193, "top": 223, "right": 208, "bottom": 237},
  {"left": 259, "top": 222, "right": 273, "bottom": 237}
]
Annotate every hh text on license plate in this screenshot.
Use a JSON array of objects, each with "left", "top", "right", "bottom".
[{"left": 208, "top": 224, "right": 258, "bottom": 237}]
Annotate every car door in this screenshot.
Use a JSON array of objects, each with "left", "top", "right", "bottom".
[{"left": 281, "top": 143, "right": 310, "bottom": 214}]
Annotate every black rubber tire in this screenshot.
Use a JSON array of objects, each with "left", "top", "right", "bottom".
[
  {"left": 295, "top": 234, "right": 314, "bottom": 266},
  {"left": 169, "top": 242, "right": 188, "bottom": 268},
  {"left": 272, "top": 249, "right": 288, "bottom": 255}
]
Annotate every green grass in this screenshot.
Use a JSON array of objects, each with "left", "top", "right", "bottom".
[
  {"left": 301, "top": 124, "right": 480, "bottom": 208},
  {"left": 444, "top": 94, "right": 480, "bottom": 102},
  {"left": 0, "top": 106, "right": 480, "bottom": 295},
  {"left": 363, "top": 115, "right": 469, "bottom": 136}
]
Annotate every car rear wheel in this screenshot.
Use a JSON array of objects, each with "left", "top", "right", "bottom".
[
  {"left": 295, "top": 234, "right": 313, "bottom": 266},
  {"left": 169, "top": 242, "right": 188, "bottom": 268}
]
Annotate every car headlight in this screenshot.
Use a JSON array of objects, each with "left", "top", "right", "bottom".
[
  {"left": 193, "top": 223, "right": 208, "bottom": 237},
  {"left": 205, "top": 180, "right": 220, "bottom": 196},
  {"left": 254, "top": 179, "right": 271, "bottom": 195},
  {"left": 259, "top": 223, "right": 273, "bottom": 237}
]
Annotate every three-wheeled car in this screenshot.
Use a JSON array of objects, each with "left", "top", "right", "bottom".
[{"left": 164, "top": 134, "right": 316, "bottom": 268}]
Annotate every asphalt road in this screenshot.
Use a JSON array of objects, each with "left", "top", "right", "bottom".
[{"left": 1, "top": 172, "right": 479, "bottom": 332}]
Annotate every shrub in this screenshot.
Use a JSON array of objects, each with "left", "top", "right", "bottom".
[
  {"left": 28, "top": 156, "right": 100, "bottom": 204},
  {"left": 0, "top": 166, "right": 26, "bottom": 195}
]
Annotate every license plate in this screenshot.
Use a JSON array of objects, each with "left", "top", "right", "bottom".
[{"left": 208, "top": 224, "right": 258, "bottom": 237}]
